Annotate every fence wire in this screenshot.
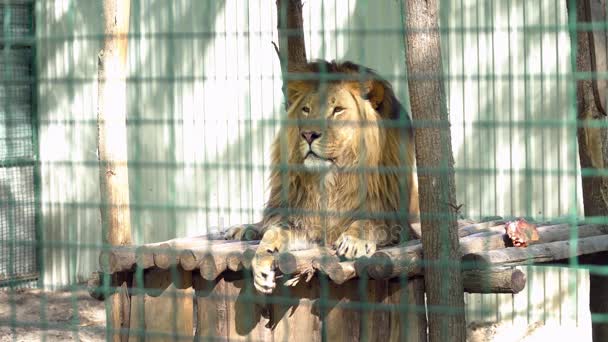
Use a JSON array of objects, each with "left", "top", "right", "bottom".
[{"left": 0, "top": 0, "right": 606, "bottom": 341}]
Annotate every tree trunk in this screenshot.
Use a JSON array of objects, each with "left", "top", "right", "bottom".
[
  {"left": 276, "top": 0, "right": 307, "bottom": 68},
  {"left": 98, "top": 0, "right": 132, "bottom": 246},
  {"left": 568, "top": 1, "right": 608, "bottom": 340},
  {"left": 98, "top": 1, "right": 132, "bottom": 341},
  {"left": 402, "top": 0, "right": 466, "bottom": 341}
]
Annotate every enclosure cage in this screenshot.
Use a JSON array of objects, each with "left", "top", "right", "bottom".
[{"left": 1, "top": 0, "right": 608, "bottom": 341}]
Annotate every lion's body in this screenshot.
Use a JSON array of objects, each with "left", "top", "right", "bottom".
[
  {"left": 263, "top": 61, "right": 419, "bottom": 247},
  {"left": 227, "top": 60, "right": 420, "bottom": 293}
]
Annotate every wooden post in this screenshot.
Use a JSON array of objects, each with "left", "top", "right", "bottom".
[
  {"left": 568, "top": 1, "right": 608, "bottom": 340},
  {"left": 402, "top": 0, "right": 466, "bottom": 340},
  {"left": 98, "top": 1, "right": 132, "bottom": 341}
]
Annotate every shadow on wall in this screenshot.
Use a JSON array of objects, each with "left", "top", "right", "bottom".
[
  {"left": 126, "top": 0, "right": 282, "bottom": 244},
  {"left": 306, "top": 0, "right": 410, "bottom": 107},
  {"left": 126, "top": 0, "right": 227, "bottom": 244},
  {"left": 37, "top": 0, "right": 108, "bottom": 285},
  {"left": 447, "top": 0, "right": 578, "bottom": 220},
  {"left": 38, "top": 0, "right": 284, "bottom": 285}
]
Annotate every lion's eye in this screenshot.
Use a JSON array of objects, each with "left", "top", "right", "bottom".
[
  {"left": 333, "top": 106, "right": 345, "bottom": 116},
  {"left": 302, "top": 106, "right": 310, "bottom": 116}
]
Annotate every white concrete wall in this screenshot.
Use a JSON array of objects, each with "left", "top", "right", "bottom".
[{"left": 35, "top": 0, "right": 589, "bottom": 334}]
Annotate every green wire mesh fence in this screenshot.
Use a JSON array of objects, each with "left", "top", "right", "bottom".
[{"left": 0, "top": 0, "right": 607, "bottom": 341}]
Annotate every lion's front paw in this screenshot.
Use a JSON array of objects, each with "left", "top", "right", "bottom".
[
  {"left": 252, "top": 253, "right": 276, "bottom": 294},
  {"left": 334, "top": 233, "right": 376, "bottom": 259},
  {"left": 223, "top": 224, "right": 260, "bottom": 241}
]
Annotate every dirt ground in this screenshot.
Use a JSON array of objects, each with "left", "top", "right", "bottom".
[
  {"left": 0, "top": 288, "right": 592, "bottom": 342},
  {"left": 0, "top": 288, "right": 106, "bottom": 342}
]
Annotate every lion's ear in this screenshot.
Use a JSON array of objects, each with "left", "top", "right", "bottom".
[{"left": 362, "top": 80, "right": 385, "bottom": 110}]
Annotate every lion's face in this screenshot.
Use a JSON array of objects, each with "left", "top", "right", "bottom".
[{"left": 288, "top": 83, "right": 383, "bottom": 171}]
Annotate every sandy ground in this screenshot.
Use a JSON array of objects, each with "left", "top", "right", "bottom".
[{"left": 0, "top": 288, "right": 593, "bottom": 342}]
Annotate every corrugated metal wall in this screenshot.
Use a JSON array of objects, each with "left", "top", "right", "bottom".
[{"left": 35, "top": 0, "right": 588, "bottom": 332}]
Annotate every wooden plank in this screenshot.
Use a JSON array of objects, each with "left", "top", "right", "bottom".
[
  {"left": 363, "top": 280, "right": 391, "bottom": 342},
  {"left": 106, "top": 283, "right": 131, "bottom": 342},
  {"left": 324, "top": 280, "right": 361, "bottom": 341},
  {"left": 271, "top": 280, "right": 321, "bottom": 342},
  {"left": 127, "top": 275, "right": 145, "bottom": 342},
  {"left": 193, "top": 275, "right": 226, "bottom": 340},
  {"left": 188, "top": 273, "right": 429, "bottom": 341},
  {"left": 194, "top": 274, "right": 272, "bottom": 341},
  {"left": 387, "top": 277, "right": 427, "bottom": 342},
  {"left": 143, "top": 268, "right": 194, "bottom": 341}
]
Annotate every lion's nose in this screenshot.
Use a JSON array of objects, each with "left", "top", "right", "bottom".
[{"left": 301, "top": 131, "right": 322, "bottom": 144}]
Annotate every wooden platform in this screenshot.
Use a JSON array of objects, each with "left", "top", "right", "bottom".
[{"left": 92, "top": 219, "right": 608, "bottom": 341}]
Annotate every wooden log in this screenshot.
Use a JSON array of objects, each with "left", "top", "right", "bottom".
[
  {"left": 226, "top": 251, "right": 243, "bottom": 272},
  {"left": 366, "top": 224, "right": 608, "bottom": 280},
  {"left": 460, "top": 223, "right": 608, "bottom": 254},
  {"left": 276, "top": 247, "right": 337, "bottom": 275},
  {"left": 153, "top": 234, "right": 227, "bottom": 269},
  {"left": 180, "top": 241, "right": 257, "bottom": 272},
  {"left": 153, "top": 243, "right": 179, "bottom": 270},
  {"left": 286, "top": 259, "right": 356, "bottom": 286},
  {"left": 459, "top": 231, "right": 508, "bottom": 254},
  {"left": 87, "top": 271, "right": 105, "bottom": 301},
  {"left": 463, "top": 267, "right": 526, "bottom": 294},
  {"left": 363, "top": 245, "right": 423, "bottom": 280},
  {"left": 462, "top": 234, "right": 608, "bottom": 267},
  {"left": 99, "top": 247, "right": 136, "bottom": 274},
  {"left": 334, "top": 261, "right": 357, "bottom": 285},
  {"left": 135, "top": 245, "right": 156, "bottom": 270},
  {"left": 132, "top": 234, "right": 224, "bottom": 270},
  {"left": 199, "top": 254, "right": 226, "bottom": 281},
  {"left": 143, "top": 267, "right": 194, "bottom": 342},
  {"left": 458, "top": 220, "right": 505, "bottom": 237},
  {"left": 534, "top": 223, "right": 608, "bottom": 243}
]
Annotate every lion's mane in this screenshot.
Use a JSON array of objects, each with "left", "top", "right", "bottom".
[{"left": 262, "top": 60, "right": 419, "bottom": 245}]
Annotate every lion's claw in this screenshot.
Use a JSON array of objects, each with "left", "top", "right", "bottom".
[
  {"left": 334, "top": 234, "right": 376, "bottom": 259},
  {"left": 224, "top": 224, "right": 260, "bottom": 241},
  {"left": 252, "top": 253, "right": 276, "bottom": 294}
]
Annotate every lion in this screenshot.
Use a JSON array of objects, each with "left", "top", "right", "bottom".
[{"left": 225, "top": 60, "right": 419, "bottom": 294}]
